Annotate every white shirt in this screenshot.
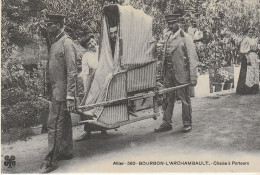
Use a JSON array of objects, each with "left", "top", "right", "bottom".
[{"left": 81, "top": 51, "right": 98, "bottom": 77}]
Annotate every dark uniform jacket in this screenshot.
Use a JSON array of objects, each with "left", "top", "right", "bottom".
[
  {"left": 163, "top": 29, "right": 199, "bottom": 84},
  {"left": 48, "top": 32, "right": 77, "bottom": 101}
]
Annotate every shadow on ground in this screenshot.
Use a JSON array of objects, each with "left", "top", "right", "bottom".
[{"left": 2, "top": 92, "right": 260, "bottom": 173}]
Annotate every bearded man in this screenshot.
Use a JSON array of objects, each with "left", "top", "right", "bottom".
[{"left": 154, "top": 13, "right": 199, "bottom": 133}]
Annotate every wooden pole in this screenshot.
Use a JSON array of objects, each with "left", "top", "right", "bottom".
[{"left": 77, "top": 83, "right": 190, "bottom": 109}]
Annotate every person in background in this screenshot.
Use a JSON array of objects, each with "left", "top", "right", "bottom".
[
  {"left": 154, "top": 13, "right": 199, "bottom": 133},
  {"left": 236, "top": 27, "right": 259, "bottom": 94},
  {"left": 40, "top": 14, "right": 77, "bottom": 173},
  {"left": 79, "top": 34, "right": 99, "bottom": 100},
  {"left": 109, "top": 26, "right": 118, "bottom": 58},
  {"left": 75, "top": 34, "right": 107, "bottom": 141}
]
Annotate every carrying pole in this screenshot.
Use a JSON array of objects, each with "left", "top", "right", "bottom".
[{"left": 77, "top": 83, "right": 190, "bottom": 109}]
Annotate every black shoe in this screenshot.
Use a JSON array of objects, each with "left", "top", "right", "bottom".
[
  {"left": 39, "top": 161, "right": 57, "bottom": 173},
  {"left": 154, "top": 125, "right": 172, "bottom": 132},
  {"left": 183, "top": 125, "right": 192, "bottom": 132},
  {"left": 57, "top": 154, "right": 73, "bottom": 161}
]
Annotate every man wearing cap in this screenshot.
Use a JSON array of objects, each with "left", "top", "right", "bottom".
[
  {"left": 154, "top": 12, "right": 199, "bottom": 133},
  {"left": 40, "top": 14, "right": 77, "bottom": 173}
]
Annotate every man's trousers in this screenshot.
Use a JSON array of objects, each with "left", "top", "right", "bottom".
[
  {"left": 161, "top": 67, "right": 192, "bottom": 127},
  {"left": 44, "top": 98, "right": 73, "bottom": 166}
]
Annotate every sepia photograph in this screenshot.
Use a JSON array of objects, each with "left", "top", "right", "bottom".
[{"left": 1, "top": 0, "right": 260, "bottom": 173}]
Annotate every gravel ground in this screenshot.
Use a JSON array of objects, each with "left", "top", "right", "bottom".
[{"left": 2, "top": 91, "right": 260, "bottom": 173}]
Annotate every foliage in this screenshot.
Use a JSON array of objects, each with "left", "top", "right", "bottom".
[
  {"left": 1, "top": 66, "right": 49, "bottom": 131},
  {"left": 194, "top": 0, "right": 260, "bottom": 70},
  {"left": 211, "top": 69, "right": 234, "bottom": 84},
  {"left": 196, "top": 32, "right": 242, "bottom": 70},
  {"left": 1, "top": 0, "right": 46, "bottom": 131},
  {"left": 41, "top": 0, "right": 103, "bottom": 40}
]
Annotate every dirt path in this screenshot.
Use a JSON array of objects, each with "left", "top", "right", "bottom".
[{"left": 2, "top": 91, "right": 260, "bottom": 173}]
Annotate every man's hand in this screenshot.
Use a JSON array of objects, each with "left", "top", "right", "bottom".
[
  {"left": 190, "top": 80, "right": 197, "bottom": 87},
  {"left": 67, "top": 99, "right": 76, "bottom": 112}
]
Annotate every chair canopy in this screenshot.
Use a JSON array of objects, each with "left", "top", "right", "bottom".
[{"left": 82, "top": 5, "right": 156, "bottom": 118}]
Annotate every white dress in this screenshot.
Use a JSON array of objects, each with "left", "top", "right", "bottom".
[
  {"left": 80, "top": 51, "right": 99, "bottom": 92},
  {"left": 240, "top": 36, "right": 259, "bottom": 87}
]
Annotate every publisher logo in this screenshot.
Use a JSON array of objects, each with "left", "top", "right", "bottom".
[{"left": 4, "top": 155, "right": 16, "bottom": 168}]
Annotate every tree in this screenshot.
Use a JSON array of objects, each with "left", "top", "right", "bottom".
[{"left": 1, "top": 0, "right": 47, "bottom": 131}]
